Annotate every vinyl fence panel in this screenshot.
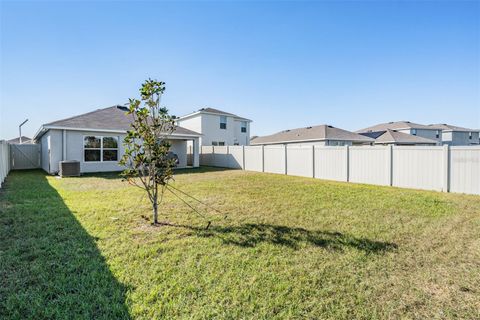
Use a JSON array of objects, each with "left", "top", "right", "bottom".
[
  {"left": 449, "top": 147, "right": 480, "bottom": 195},
  {"left": 200, "top": 146, "right": 215, "bottom": 166},
  {"left": 244, "top": 146, "right": 263, "bottom": 172},
  {"left": 228, "top": 146, "right": 244, "bottom": 169},
  {"left": 10, "top": 143, "right": 41, "bottom": 170},
  {"left": 286, "top": 146, "right": 313, "bottom": 177},
  {"left": 349, "top": 146, "right": 390, "bottom": 186},
  {"left": 264, "top": 146, "right": 286, "bottom": 174},
  {"left": 314, "top": 146, "right": 348, "bottom": 181},
  {"left": 392, "top": 146, "right": 444, "bottom": 192},
  {"left": 199, "top": 144, "right": 480, "bottom": 196}
]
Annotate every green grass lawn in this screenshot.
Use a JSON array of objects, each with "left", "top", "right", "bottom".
[{"left": 1, "top": 168, "right": 479, "bottom": 319}]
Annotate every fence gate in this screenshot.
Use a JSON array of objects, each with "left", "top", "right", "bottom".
[{"left": 10, "top": 144, "right": 41, "bottom": 170}]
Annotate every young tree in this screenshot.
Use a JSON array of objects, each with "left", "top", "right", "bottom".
[{"left": 119, "top": 79, "right": 177, "bottom": 224}]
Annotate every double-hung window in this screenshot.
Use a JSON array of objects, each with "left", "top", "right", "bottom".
[
  {"left": 411, "top": 129, "right": 417, "bottom": 136},
  {"left": 220, "top": 116, "right": 227, "bottom": 129},
  {"left": 241, "top": 121, "right": 247, "bottom": 133},
  {"left": 84, "top": 136, "right": 119, "bottom": 162},
  {"left": 469, "top": 132, "right": 473, "bottom": 140}
]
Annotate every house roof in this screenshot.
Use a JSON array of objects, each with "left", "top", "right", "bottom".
[
  {"left": 7, "top": 136, "right": 33, "bottom": 144},
  {"left": 361, "top": 129, "right": 438, "bottom": 145},
  {"left": 178, "top": 107, "right": 252, "bottom": 122},
  {"left": 356, "top": 121, "right": 438, "bottom": 133},
  {"left": 428, "top": 123, "right": 478, "bottom": 132},
  {"left": 34, "top": 106, "right": 201, "bottom": 140},
  {"left": 250, "top": 125, "right": 374, "bottom": 145}
]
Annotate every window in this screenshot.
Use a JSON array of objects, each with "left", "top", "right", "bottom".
[
  {"left": 469, "top": 132, "right": 473, "bottom": 140},
  {"left": 220, "top": 116, "right": 227, "bottom": 129},
  {"left": 84, "top": 136, "right": 118, "bottom": 162},
  {"left": 436, "top": 130, "right": 440, "bottom": 139},
  {"left": 218, "top": 141, "right": 225, "bottom": 146},
  {"left": 212, "top": 141, "right": 218, "bottom": 146},
  {"left": 411, "top": 129, "right": 417, "bottom": 136},
  {"left": 241, "top": 121, "right": 247, "bottom": 133}
]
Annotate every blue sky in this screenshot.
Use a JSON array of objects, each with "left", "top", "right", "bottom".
[{"left": 1, "top": 1, "right": 479, "bottom": 139}]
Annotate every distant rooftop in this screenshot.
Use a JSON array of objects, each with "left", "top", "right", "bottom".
[
  {"left": 356, "top": 121, "right": 439, "bottom": 133},
  {"left": 361, "top": 129, "right": 438, "bottom": 145},
  {"left": 178, "top": 107, "right": 252, "bottom": 121},
  {"left": 251, "top": 125, "right": 374, "bottom": 145},
  {"left": 7, "top": 136, "right": 33, "bottom": 144},
  {"left": 428, "top": 123, "right": 477, "bottom": 132}
]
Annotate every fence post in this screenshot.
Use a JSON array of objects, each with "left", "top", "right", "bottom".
[
  {"left": 261, "top": 145, "right": 265, "bottom": 172},
  {"left": 443, "top": 144, "right": 450, "bottom": 192},
  {"left": 284, "top": 144, "right": 288, "bottom": 175},
  {"left": 387, "top": 145, "right": 393, "bottom": 186},
  {"left": 312, "top": 145, "right": 315, "bottom": 178},
  {"left": 212, "top": 146, "right": 215, "bottom": 167},
  {"left": 242, "top": 145, "right": 245, "bottom": 170},
  {"left": 345, "top": 145, "right": 350, "bottom": 182}
]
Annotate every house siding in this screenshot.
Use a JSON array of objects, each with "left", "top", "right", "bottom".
[{"left": 443, "top": 131, "right": 480, "bottom": 146}]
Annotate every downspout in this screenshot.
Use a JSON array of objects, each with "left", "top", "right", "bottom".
[{"left": 62, "top": 129, "right": 67, "bottom": 161}]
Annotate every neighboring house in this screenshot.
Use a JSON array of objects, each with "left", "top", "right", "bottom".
[
  {"left": 428, "top": 124, "right": 480, "bottom": 146},
  {"left": 250, "top": 124, "right": 374, "bottom": 146},
  {"left": 33, "top": 106, "right": 201, "bottom": 174},
  {"left": 356, "top": 121, "right": 443, "bottom": 144},
  {"left": 7, "top": 136, "right": 33, "bottom": 144},
  {"left": 359, "top": 129, "right": 438, "bottom": 146},
  {"left": 176, "top": 108, "right": 252, "bottom": 146}
]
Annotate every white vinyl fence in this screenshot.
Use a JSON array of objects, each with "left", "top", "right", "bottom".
[
  {"left": 0, "top": 140, "right": 11, "bottom": 187},
  {"left": 200, "top": 145, "right": 480, "bottom": 195}
]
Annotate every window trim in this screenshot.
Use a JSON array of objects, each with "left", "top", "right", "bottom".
[
  {"left": 219, "top": 116, "right": 227, "bottom": 130},
  {"left": 83, "top": 135, "right": 119, "bottom": 163},
  {"left": 241, "top": 121, "right": 247, "bottom": 133}
]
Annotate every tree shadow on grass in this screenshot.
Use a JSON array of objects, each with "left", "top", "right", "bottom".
[
  {"left": 0, "top": 170, "right": 130, "bottom": 319},
  {"left": 186, "top": 223, "right": 397, "bottom": 254}
]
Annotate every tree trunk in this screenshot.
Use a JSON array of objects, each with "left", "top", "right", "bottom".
[{"left": 152, "top": 195, "right": 158, "bottom": 224}]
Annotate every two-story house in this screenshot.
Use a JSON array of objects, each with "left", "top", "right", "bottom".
[
  {"left": 176, "top": 108, "right": 252, "bottom": 146},
  {"left": 357, "top": 121, "right": 479, "bottom": 146},
  {"left": 428, "top": 124, "right": 479, "bottom": 146}
]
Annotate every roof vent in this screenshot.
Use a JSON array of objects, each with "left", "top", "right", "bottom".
[
  {"left": 327, "top": 125, "right": 334, "bottom": 128},
  {"left": 116, "top": 105, "right": 129, "bottom": 112},
  {"left": 284, "top": 129, "right": 290, "bottom": 132},
  {"left": 306, "top": 126, "right": 312, "bottom": 129},
  {"left": 388, "top": 121, "right": 394, "bottom": 124}
]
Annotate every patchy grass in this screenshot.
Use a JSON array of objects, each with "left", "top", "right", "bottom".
[{"left": 1, "top": 168, "right": 479, "bottom": 319}]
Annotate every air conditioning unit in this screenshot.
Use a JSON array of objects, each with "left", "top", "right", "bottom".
[{"left": 59, "top": 160, "right": 80, "bottom": 177}]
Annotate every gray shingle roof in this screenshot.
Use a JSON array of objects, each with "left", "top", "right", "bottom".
[
  {"left": 428, "top": 124, "right": 478, "bottom": 132},
  {"left": 364, "top": 129, "right": 438, "bottom": 145},
  {"left": 44, "top": 106, "right": 200, "bottom": 136},
  {"left": 179, "top": 107, "right": 252, "bottom": 121},
  {"left": 250, "top": 125, "right": 374, "bottom": 145},
  {"left": 356, "top": 121, "right": 437, "bottom": 133}
]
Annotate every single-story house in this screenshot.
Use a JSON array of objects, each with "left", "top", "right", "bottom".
[
  {"left": 250, "top": 124, "right": 374, "bottom": 146},
  {"left": 7, "top": 136, "right": 33, "bottom": 144},
  {"left": 359, "top": 129, "right": 438, "bottom": 146},
  {"left": 33, "top": 105, "right": 201, "bottom": 174}
]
